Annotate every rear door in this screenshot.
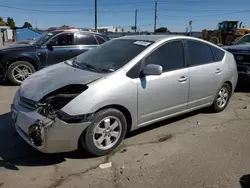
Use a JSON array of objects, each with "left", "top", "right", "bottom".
[
  {"left": 74, "top": 33, "right": 99, "bottom": 56},
  {"left": 184, "top": 39, "right": 223, "bottom": 109},
  {"left": 45, "top": 32, "right": 77, "bottom": 66}
]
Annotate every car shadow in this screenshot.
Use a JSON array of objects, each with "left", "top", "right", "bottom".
[
  {"left": 239, "top": 174, "right": 250, "bottom": 188},
  {"left": 0, "top": 112, "right": 95, "bottom": 170},
  {"left": 126, "top": 110, "right": 201, "bottom": 138},
  {"left": 0, "top": 103, "right": 213, "bottom": 169}
]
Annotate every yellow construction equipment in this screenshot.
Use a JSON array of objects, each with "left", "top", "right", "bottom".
[{"left": 202, "top": 21, "right": 250, "bottom": 45}]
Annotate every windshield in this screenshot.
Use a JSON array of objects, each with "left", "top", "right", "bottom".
[
  {"left": 234, "top": 35, "right": 250, "bottom": 45},
  {"left": 71, "top": 39, "right": 153, "bottom": 72},
  {"left": 31, "top": 32, "right": 57, "bottom": 46}
]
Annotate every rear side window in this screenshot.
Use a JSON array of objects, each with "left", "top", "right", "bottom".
[
  {"left": 76, "top": 34, "right": 98, "bottom": 45},
  {"left": 95, "top": 35, "right": 106, "bottom": 44},
  {"left": 144, "top": 40, "right": 184, "bottom": 72},
  {"left": 187, "top": 40, "right": 214, "bottom": 66},
  {"left": 99, "top": 35, "right": 109, "bottom": 41},
  {"left": 211, "top": 46, "right": 225, "bottom": 61}
]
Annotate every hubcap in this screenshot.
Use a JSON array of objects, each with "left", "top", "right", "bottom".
[
  {"left": 93, "top": 116, "right": 122, "bottom": 150},
  {"left": 12, "top": 65, "right": 33, "bottom": 82},
  {"left": 217, "top": 87, "right": 229, "bottom": 108}
]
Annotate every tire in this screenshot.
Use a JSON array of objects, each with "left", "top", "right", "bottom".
[
  {"left": 211, "top": 83, "right": 231, "bottom": 113},
  {"left": 7, "top": 61, "right": 36, "bottom": 85},
  {"left": 80, "top": 108, "right": 127, "bottom": 156},
  {"left": 209, "top": 37, "right": 219, "bottom": 45}
]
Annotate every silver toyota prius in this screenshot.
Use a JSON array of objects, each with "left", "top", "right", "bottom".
[{"left": 11, "top": 35, "right": 238, "bottom": 156}]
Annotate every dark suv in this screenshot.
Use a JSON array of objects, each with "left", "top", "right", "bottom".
[
  {"left": 0, "top": 30, "right": 109, "bottom": 85},
  {"left": 222, "top": 34, "right": 250, "bottom": 82}
]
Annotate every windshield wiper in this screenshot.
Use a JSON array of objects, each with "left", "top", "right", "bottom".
[
  {"left": 72, "top": 60, "right": 101, "bottom": 73},
  {"left": 82, "top": 62, "right": 104, "bottom": 73}
]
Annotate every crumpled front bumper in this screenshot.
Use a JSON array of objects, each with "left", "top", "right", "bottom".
[{"left": 11, "top": 90, "right": 91, "bottom": 153}]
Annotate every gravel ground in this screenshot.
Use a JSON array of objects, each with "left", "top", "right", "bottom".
[{"left": 0, "top": 84, "right": 250, "bottom": 188}]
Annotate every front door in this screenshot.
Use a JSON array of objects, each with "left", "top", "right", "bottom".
[
  {"left": 184, "top": 39, "right": 224, "bottom": 109},
  {"left": 45, "top": 32, "right": 77, "bottom": 66},
  {"left": 137, "top": 40, "right": 189, "bottom": 125}
]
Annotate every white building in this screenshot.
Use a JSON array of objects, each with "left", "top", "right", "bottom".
[
  {"left": 0, "top": 26, "right": 13, "bottom": 46},
  {"left": 96, "top": 26, "right": 125, "bottom": 33}
]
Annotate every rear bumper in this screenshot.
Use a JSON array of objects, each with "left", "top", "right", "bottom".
[{"left": 11, "top": 91, "right": 91, "bottom": 154}]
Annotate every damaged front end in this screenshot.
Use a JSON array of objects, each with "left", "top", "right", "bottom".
[
  {"left": 22, "top": 84, "right": 93, "bottom": 149},
  {"left": 37, "top": 84, "right": 93, "bottom": 122}
]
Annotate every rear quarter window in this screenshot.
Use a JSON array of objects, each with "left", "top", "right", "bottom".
[{"left": 211, "top": 46, "right": 225, "bottom": 61}]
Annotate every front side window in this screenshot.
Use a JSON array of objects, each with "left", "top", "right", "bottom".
[
  {"left": 143, "top": 40, "right": 184, "bottom": 72},
  {"left": 187, "top": 40, "right": 214, "bottom": 66},
  {"left": 71, "top": 39, "right": 153, "bottom": 72},
  {"left": 48, "top": 33, "right": 74, "bottom": 46},
  {"left": 32, "top": 32, "right": 56, "bottom": 46}
]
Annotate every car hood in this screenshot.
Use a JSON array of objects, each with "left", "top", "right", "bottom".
[
  {"left": 19, "top": 61, "right": 105, "bottom": 101},
  {"left": 222, "top": 45, "right": 250, "bottom": 52},
  {"left": 1, "top": 44, "right": 35, "bottom": 52}
]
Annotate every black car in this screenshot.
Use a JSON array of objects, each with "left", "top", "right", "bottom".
[
  {"left": 222, "top": 34, "right": 250, "bottom": 81},
  {"left": 0, "top": 30, "right": 109, "bottom": 85}
]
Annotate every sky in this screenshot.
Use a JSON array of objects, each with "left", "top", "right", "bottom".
[{"left": 0, "top": 0, "right": 250, "bottom": 32}]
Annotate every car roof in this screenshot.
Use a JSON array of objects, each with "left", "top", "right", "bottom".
[
  {"left": 117, "top": 35, "right": 201, "bottom": 42},
  {"left": 48, "top": 30, "right": 109, "bottom": 38}
]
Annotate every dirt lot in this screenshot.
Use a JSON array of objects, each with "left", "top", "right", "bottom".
[{"left": 1, "top": 84, "right": 250, "bottom": 188}]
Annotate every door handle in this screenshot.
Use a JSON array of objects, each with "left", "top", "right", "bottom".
[
  {"left": 178, "top": 76, "right": 188, "bottom": 82},
  {"left": 215, "top": 68, "right": 222, "bottom": 74}
]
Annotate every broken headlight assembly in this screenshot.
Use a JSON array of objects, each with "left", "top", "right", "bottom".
[{"left": 37, "top": 84, "right": 89, "bottom": 122}]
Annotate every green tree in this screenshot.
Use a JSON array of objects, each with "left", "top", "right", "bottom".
[
  {"left": 60, "top": 25, "right": 69, "bottom": 28},
  {"left": 6, "top": 17, "right": 15, "bottom": 28},
  {"left": 0, "top": 17, "right": 6, "bottom": 26},
  {"left": 155, "top": 27, "right": 169, "bottom": 33},
  {"left": 23, "top": 22, "right": 32, "bottom": 28},
  {"left": 34, "top": 27, "right": 41, "bottom": 32}
]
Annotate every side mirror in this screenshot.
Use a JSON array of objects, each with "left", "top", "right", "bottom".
[
  {"left": 142, "top": 64, "right": 163, "bottom": 76},
  {"left": 46, "top": 43, "right": 53, "bottom": 50}
]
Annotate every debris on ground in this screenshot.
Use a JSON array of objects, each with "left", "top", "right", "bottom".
[
  {"left": 197, "top": 121, "right": 200, "bottom": 125},
  {"left": 243, "top": 106, "right": 247, "bottom": 109},
  {"left": 99, "top": 162, "right": 112, "bottom": 169},
  {"left": 120, "top": 149, "right": 127, "bottom": 153}
]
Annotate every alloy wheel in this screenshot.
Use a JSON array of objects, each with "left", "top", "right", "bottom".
[
  {"left": 217, "top": 87, "right": 229, "bottom": 108},
  {"left": 12, "top": 64, "right": 33, "bottom": 82},
  {"left": 93, "top": 116, "right": 122, "bottom": 150}
]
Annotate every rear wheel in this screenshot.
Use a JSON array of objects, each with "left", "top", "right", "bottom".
[
  {"left": 7, "top": 61, "right": 35, "bottom": 85},
  {"left": 211, "top": 83, "right": 231, "bottom": 113},
  {"left": 80, "top": 108, "right": 127, "bottom": 156}
]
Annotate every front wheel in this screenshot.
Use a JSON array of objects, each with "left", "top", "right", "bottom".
[
  {"left": 80, "top": 108, "right": 127, "bottom": 156},
  {"left": 7, "top": 61, "right": 36, "bottom": 85},
  {"left": 211, "top": 83, "right": 231, "bottom": 113}
]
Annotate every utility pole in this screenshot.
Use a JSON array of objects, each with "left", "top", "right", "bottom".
[
  {"left": 95, "top": 0, "right": 97, "bottom": 32},
  {"left": 134, "top": 9, "right": 137, "bottom": 33},
  {"left": 154, "top": 0, "right": 157, "bottom": 33}
]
